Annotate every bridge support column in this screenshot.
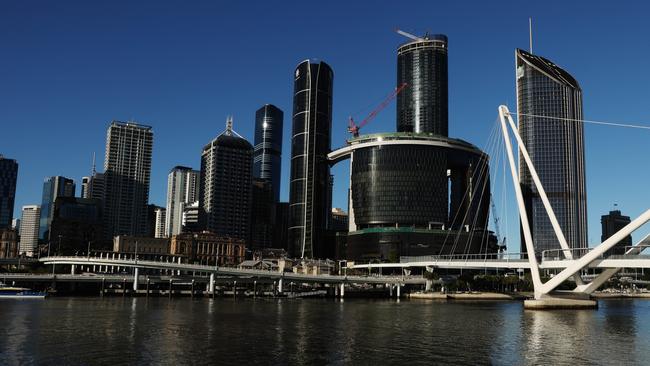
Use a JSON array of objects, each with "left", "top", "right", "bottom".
[
  {"left": 340, "top": 283, "right": 345, "bottom": 298},
  {"left": 397, "top": 284, "right": 401, "bottom": 298},
  {"left": 389, "top": 284, "right": 393, "bottom": 297},
  {"left": 133, "top": 268, "right": 139, "bottom": 291},
  {"left": 425, "top": 280, "right": 432, "bottom": 292},
  {"left": 71, "top": 264, "right": 76, "bottom": 275},
  {"left": 209, "top": 273, "right": 215, "bottom": 294},
  {"left": 278, "top": 278, "right": 283, "bottom": 294}
]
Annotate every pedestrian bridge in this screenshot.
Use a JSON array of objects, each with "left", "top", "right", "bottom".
[{"left": 38, "top": 256, "right": 426, "bottom": 286}]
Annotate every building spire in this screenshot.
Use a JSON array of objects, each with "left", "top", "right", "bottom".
[
  {"left": 226, "top": 115, "right": 233, "bottom": 136},
  {"left": 529, "top": 17, "right": 533, "bottom": 53}
]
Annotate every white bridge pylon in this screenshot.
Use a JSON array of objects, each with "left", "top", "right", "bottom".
[{"left": 498, "top": 105, "right": 650, "bottom": 299}]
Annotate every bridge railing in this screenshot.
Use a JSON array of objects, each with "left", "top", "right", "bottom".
[{"left": 399, "top": 253, "right": 525, "bottom": 264}]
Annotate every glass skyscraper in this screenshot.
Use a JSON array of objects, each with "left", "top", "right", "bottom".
[
  {"left": 288, "top": 59, "right": 333, "bottom": 259},
  {"left": 396, "top": 34, "right": 448, "bottom": 135},
  {"left": 102, "top": 121, "right": 153, "bottom": 239},
  {"left": 39, "top": 176, "right": 75, "bottom": 240},
  {"left": 0, "top": 155, "right": 18, "bottom": 230},
  {"left": 253, "top": 104, "right": 283, "bottom": 202},
  {"left": 516, "top": 48, "right": 588, "bottom": 255}
]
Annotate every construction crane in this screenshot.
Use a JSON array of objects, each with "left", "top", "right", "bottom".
[
  {"left": 395, "top": 28, "right": 424, "bottom": 42},
  {"left": 490, "top": 197, "right": 507, "bottom": 251},
  {"left": 347, "top": 83, "right": 407, "bottom": 138}
]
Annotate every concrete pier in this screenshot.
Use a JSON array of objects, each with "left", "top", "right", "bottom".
[{"left": 524, "top": 292, "right": 598, "bottom": 310}]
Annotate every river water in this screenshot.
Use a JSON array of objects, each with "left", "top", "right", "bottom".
[{"left": 1, "top": 297, "right": 649, "bottom": 365}]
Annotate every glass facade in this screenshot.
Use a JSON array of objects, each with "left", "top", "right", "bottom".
[
  {"left": 253, "top": 104, "right": 283, "bottom": 202},
  {"left": 200, "top": 124, "right": 253, "bottom": 241},
  {"left": 516, "top": 49, "right": 588, "bottom": 255},
  {"left": 39, "top": 176, "right": 75, "bottom": 240},
  {"left": 288, "top": 60, "right": 333, "bottom": 259},
  {"left": 338, "top": 133, "right": 493, "bottom": 261},
  {"left": 396, "top": 35, "right": 448, "bottom": 135},
  {"left": 0, "top": 156, "right": 18, "bottom": 230}
]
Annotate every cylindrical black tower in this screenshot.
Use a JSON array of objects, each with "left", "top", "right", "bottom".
[
  {"left": 253, "top": 104, "right": 283, "bottom": 202},
  {"left": 288, "top": 59, "right": 333, "bottom": 259},
  {"left": 396, "top": 34, "right": 448, "bottom": 135}
]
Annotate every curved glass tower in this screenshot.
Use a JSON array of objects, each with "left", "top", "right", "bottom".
[
  {"left": 288, "top": 60, "right": 333, "bottom": 259},
  {"left": 516, "top": 48, "right": 588, "bottom": 255},
  {"left": 253, "top": 104, "right": 283, "bottom": 202},
  {"left": 396, "top": 34, "right": 448, "bottom": 135}
]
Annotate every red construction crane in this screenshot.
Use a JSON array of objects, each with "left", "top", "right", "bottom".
[{"left": 347, "top": 83, "right": 407, "bottom": 138}]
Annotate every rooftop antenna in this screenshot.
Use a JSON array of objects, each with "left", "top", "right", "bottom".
[
  {"left": 220, "top": 115, "right": 243, "bottom": 138},
  {"left": 529, "top": 17, "right": 533, "bottom": 53}
]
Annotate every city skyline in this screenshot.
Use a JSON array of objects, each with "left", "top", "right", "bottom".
[{"left": 3, "top": 1, "right": 650, "bottom": 251}]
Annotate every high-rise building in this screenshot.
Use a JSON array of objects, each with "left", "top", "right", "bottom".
[
  {"left": 81, "top": 176, "right": 90, "bottom": 198},
  {"left": 602, "top": 209, "right": 632, "bottom": 256},
  {"left": 165, "top": 166, "right": 200, "bottom": 237},
  {"left": 288, "top": 59, "right": 333, "bottom": 259},
  {"left": 0, "top": 155, "right": 18, "bottom": 230},
  {"left": 102, "top": 121, "right": 153, "bottom": 239},
  {"left": 19, "top": 205, "right": 40, "bottom": 256},
  {"left": 515, "top": 48, "right": 588, "bottom": 255},
  {"left": 253, "top": 104, "right": 284, "bottom": 202},
  {"left": 182, "top": 201, "right": 201, "bottom": 233},
  {"left": 273, "top": 202, "right": 290, "bottom": 250},
  {"left": 39, "top": 176, "right": 75, "bottom": 240},
  {"left": 250, "top": 179, "right": 275, "bottom": 250},
  {"left": 199, "top": 118, "right": 253, "bottom": 241},
  {"left": 154, "top": 207, "right": 166, "bottom": 238},
  {"left": 396, "top": 33, "right": 448, "bottom": 135},
  {"left": 49, "top": 197, "right": 103, "bottom": 254}
]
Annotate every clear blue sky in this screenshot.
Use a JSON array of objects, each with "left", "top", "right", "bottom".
[{"left": 2, "top": 0, "right": 649, "bottom": 251}]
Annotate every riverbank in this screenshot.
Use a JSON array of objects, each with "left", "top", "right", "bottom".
[{"left": 592, "top": 292, "right": 650, "bottom": 299}]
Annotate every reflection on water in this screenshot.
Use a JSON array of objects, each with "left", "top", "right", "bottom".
[{"left": 0, "top": 298, "right": 649, "bottom": 365}]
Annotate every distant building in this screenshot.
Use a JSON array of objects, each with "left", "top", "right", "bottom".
[
  {"left": 145, "top": 204, "right": 163, "bottom": 238},
  {"left": 165, "top": 166, "right": 200, "bottom": 237},
  {"left": 170, "top": 231, "right": 245, "bottom": 266},
  {"left": 330, "top": 208, "right": 349, "bottom": 232},
  {"left": 87, "top": 172, "right": 105, "bottom": 202},
  {"left": 103, "top": 121, "right": 153, "bottom": 239},
  {"left": 113, "top": 235, "right": 170, "bottom": 255},
  {"left": 0, "top": 229, "right": 18, "bottom": 259},
  {"left": 182, "top": 201, "right": 202, "bottom": 233},
  {"left": 396, "top": 33, "right": 448, "bottom": 135},
  {"left": 253, "top": 104, "right": 283, "bottom": 202},
  {"left": 80, "top": 176, "right": 91, "bottom": 199},
  {"left": 250, "top": 179, "right": 275, "bottom": 250},
  {"left": 154, "top": 207, "right": 166, "bottom": 238},
  {"left": 19, "top": 205, "right": 40, "bottom": 256},
  {"left": 602, "top": 209, "right": 632, "bottom": 256},
  {"left": 273, "top": 202, "right": 290, "bottom": 250},
  {"left": 199, "top": 117, "right": 252, "bottom": 242},
  {"left": 0, "top": 155, "right": 18, "bottom": 229},
  {"left": 288, "top": 59, "right": 333, "bottom": 259},
  {"left": 49, "top": 197, "right": 103, "bottom": 255},
  {"left": 39, "top": 176, "right": 75, "bottom": 240},
  {"left": 516, "top": 48, "right": 588, "bottom": 256},
  {"left": 11, "top": 218, "right": 20, "bottom": 232}
]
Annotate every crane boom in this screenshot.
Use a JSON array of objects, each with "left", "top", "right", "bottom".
[
  {"left": 395, "top": 28, "right": 424, "bottom": 41},
  {"left": 348, "top": 83, "right": 407, "bottom": 138}
]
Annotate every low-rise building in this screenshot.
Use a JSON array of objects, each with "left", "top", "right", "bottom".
[
  {"left": 0, "top": 229, "right": 19, "bottom": 258},
  {"left": 170, "top": 231, "right": 245, "bottom": 266},
  {"left": 113, "top": 236, "right": 170, "bottom": 254}
]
